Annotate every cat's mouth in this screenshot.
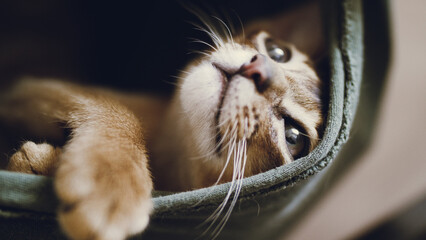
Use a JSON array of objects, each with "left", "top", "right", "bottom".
[{"left": 213, "top": 64, "right": 231, "bottom": 154}]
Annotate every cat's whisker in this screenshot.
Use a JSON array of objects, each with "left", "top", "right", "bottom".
[
  {"left": 214, "top": 125, "right": 232, "bottom": 150},
  {"left": 180, "top": 120, "right": 234, "bottom": 160},
  {"left": 212, "top": 122, "right": 240, "bottom": 156},
  {"left": 231, "top": 9, "right": 245, "bottom": 41},
  {"left": 221, "top": 10, "right": 237, "bottom": 40},
  {"left": 192, "top": 134, "right": 237, "bottom": 209},
  {"left": 169, "top": 74, "right": 184, "bottom": 80},
  {"left": 299, "top": 131, "right": 322, "bottom": 141},
  {"left": 206, "top": 123, "right": 237, "bottom": 159},
  {"left": 190, "top": 126, "right": 232, "bottom": 161},
  {"left": 162, "top": 78, "right": 180, "bottom": 87},
  {"left": 187, "top": 50, "right": 211, "bottom": 57},
  {"left": 216, "top": 119, "right": 231, "bottom": 129},
  {"left": 202, "top": 127, "right": 238, "bottom": 221},
  {"left": 213, "top": 121, "right": 238, "bottom": 148},
  {"left": 202, "top": 142, "right": 239, "bottom": 232},
  {"left": 190, "top": 23, "right": 223, "bottom": 49},
  {"left": 210, "top": 139, "right": 242, "bottom": 229},
  {"left": 183, "top": 4, "right": 222, "bottom": 45},
  {"left": 201, "top": 120, "right": 238, "bottom": 157},
  {"left": 211, "top": 137, "right": 246, "bottom": 239},
  {"left": 210, "top": 16, "right": 230, "bottom": 44},
  {"left": 213, "top": 134, "right": 237, "bottom": 186},
  {"left": 212, "top": 16, "right": 235, "bottom": 46},
  {"left": 217, "top": 129, "right": 238, "bottom": 154},
  {"left": 217, "top": 120, "right": 240, "bottom": 152},
  {"left": 188, "top": 37, "right": 218, "bottom": 51},
  {"left": 178, "top": 69, "right": 191, "bottom": 75},
  {"left": 204, "top": 125, "right": 238, "bottom": 181},
  {"left": 210, "top": 118, "right": 248, "bottom": 238},
  {"left": 193, "top": 121, "right": 239, "bottom": 210}
]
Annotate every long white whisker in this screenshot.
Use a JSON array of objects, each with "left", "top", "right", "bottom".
[
  {"left": 222, "top": 11, "right": 237, "bottom": 40},
  {"left": 188, "top": 37, "right": 218, "bottom": 51},
  {"left": 232, "top": 9, "right": 245, "bottom": 41},
  {"left": 187, "top": 50, "right": 211, "bottom": 57},
  {"left": 211, "top": 138, "right": 243, "bottom": 239},
  {"left": 211, "top": 118, "right": 249, "bottom": 238},
  {"left": 200, "top": 128, "right": 238, "bottom": 212},
  {"left": 202, "top": 145, "right": 238, "bottom": 231},
  {"left": 178, "top": 69, "right": 191, "bottom": 74},
  {"left": 211, "top": 15, "right": 230, "bottom": 43},
  {"left": 190, "top": 120, "right": 240, "bottom": 161},
  {"left": 214, "top": 133, "right": 237, "bottom": 185},
  {"left": 213, "top": 121, "right": 238, "bottom": 156},
  {"left": 202, "top": 124, "right": 240, "bottom": 226},
  {"left": 190, "top": 24, "right": 220, "bottom": 47},
  {"left": 193, "top": 121, "right": 239, "bottom": 209},
  {"left": 190, "top": 126, "right": 231, "bottom": 161},
  {"left": 212, "top": 16, "right": 234, "bottom": 46},
  {"left": 209, "top": 120, "right": 239, "bottom": 158},
  {"left": 298, "top": 131, "right": 322, "bottom": 141},
  {"left": 216, "top": 122, "right": 239, "bottom": 153},
  {"left": 191, "top": 22, "right": 223, "bottom": 48},
  {"left": 193, "top": 135, "right": 237, "bottom": 212}
]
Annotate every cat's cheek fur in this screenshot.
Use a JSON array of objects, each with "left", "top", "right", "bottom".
[{"left": 179, "top": 62, "right": 223, "bottom": 156}]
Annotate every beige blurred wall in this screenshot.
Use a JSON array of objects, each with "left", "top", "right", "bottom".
[{"left": 285, "top": 0, "right": 426, "bottom": 239}]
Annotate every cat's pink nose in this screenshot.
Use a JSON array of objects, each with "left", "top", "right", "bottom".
[{"left": 240, "top": 54, "right": 271, "bottom": 92}]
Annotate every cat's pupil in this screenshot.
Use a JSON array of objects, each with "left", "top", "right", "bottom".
[
  {"left": 285, "top": 124, "right": 306, "bottom": 158},
  {"left": 285, "top": 127, "right": 300, "bottom": 145},
  {"left": 268, "top": 47, "right": 285, "bottom": 62},
  {"left": 265, "top": 39, "right": 291, "bottom": 63}
]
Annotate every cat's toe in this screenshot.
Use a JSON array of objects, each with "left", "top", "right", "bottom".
[
  {"left": 7, "top": 141, "right": 60, "bottom": 175},
  {"left": 57, "top": 194, "right": 151, "bottom": 240},
  {"left": 55, "top": 153, "right": 153, "bottom": 240}
]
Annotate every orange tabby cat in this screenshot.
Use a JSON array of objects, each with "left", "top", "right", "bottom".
[{"left": 0, "top": 2, "right": 324, "bottom": 240}]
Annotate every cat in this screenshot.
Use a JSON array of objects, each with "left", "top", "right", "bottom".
[{"left": 0, "top": 2, "right": 325, "bottom": 240}]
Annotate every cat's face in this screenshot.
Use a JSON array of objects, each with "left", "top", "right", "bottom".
[{"left": 178, "top": 31, "right": 322, "bottom": 182}]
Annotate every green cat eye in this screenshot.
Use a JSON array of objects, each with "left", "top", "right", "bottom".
[{"left": 265, "top": 39, "right": 292, "bottom": 63}]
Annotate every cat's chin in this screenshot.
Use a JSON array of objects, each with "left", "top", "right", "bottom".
[
  {"left": 179, "top": 43, "right": 260, "bottom": 159},
  {"left": 179, "top": 61, "right": 227, "bottom": 157}
]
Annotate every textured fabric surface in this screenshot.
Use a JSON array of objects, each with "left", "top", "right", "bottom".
[{"left": 0, "top": 0, "right": 390, "bottom": 239}]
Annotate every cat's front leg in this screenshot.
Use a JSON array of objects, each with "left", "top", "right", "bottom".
[
  {"left": 55, "top": 121, "right": 153, "bottom": 240},
  {"left": 0, "top": 79, "right": 154, "bottom": 239},
  {"left": 7, "top": 141, "right": 60, "bottom": 175}
]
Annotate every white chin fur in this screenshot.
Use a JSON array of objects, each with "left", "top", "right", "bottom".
[{"left": 179, "top": 61, "right": 222, "bottom": 158}]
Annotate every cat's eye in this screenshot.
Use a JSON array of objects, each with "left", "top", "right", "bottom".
[
  {"left": 265, "top": 39, "right": 291, "bottom": 63},
  {"left": 285, "top": 123, "right": 307, "bottom": 158}
]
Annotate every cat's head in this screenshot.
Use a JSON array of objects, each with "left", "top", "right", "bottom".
[{"left": 176, "top": 2, "right": 325, "bottom": 186}]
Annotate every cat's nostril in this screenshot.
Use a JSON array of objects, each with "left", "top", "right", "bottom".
[
  {"left": 240, "top": 54, "right": 271, "bottom": 92},
  {"left": 252, "top": 73, "right": 261, "bottom": 83}
]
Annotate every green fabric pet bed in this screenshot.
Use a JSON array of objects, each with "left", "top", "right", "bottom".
[{"left": 0, "top": 0, "right": 390, "bottom": 239}]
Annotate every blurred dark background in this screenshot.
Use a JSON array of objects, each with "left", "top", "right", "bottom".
[{"left": 0, "top": 0, "right": 302, "bottom": 94}]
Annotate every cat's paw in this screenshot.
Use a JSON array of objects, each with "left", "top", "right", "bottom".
[
  {"left": 7, "top": 141, "right": 60, "bottom": 175},
  {"left": 55, "top": 150, "right": 153, "bottom": 240}
]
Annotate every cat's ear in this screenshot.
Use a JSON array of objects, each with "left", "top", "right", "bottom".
[{"left": 246, "top": 1, "right": 326, "bottom": 62}]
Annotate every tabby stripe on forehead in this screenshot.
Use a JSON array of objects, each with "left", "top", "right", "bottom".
[{"left": 286, "top": 74, "right": 321, "bottom": 112}]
